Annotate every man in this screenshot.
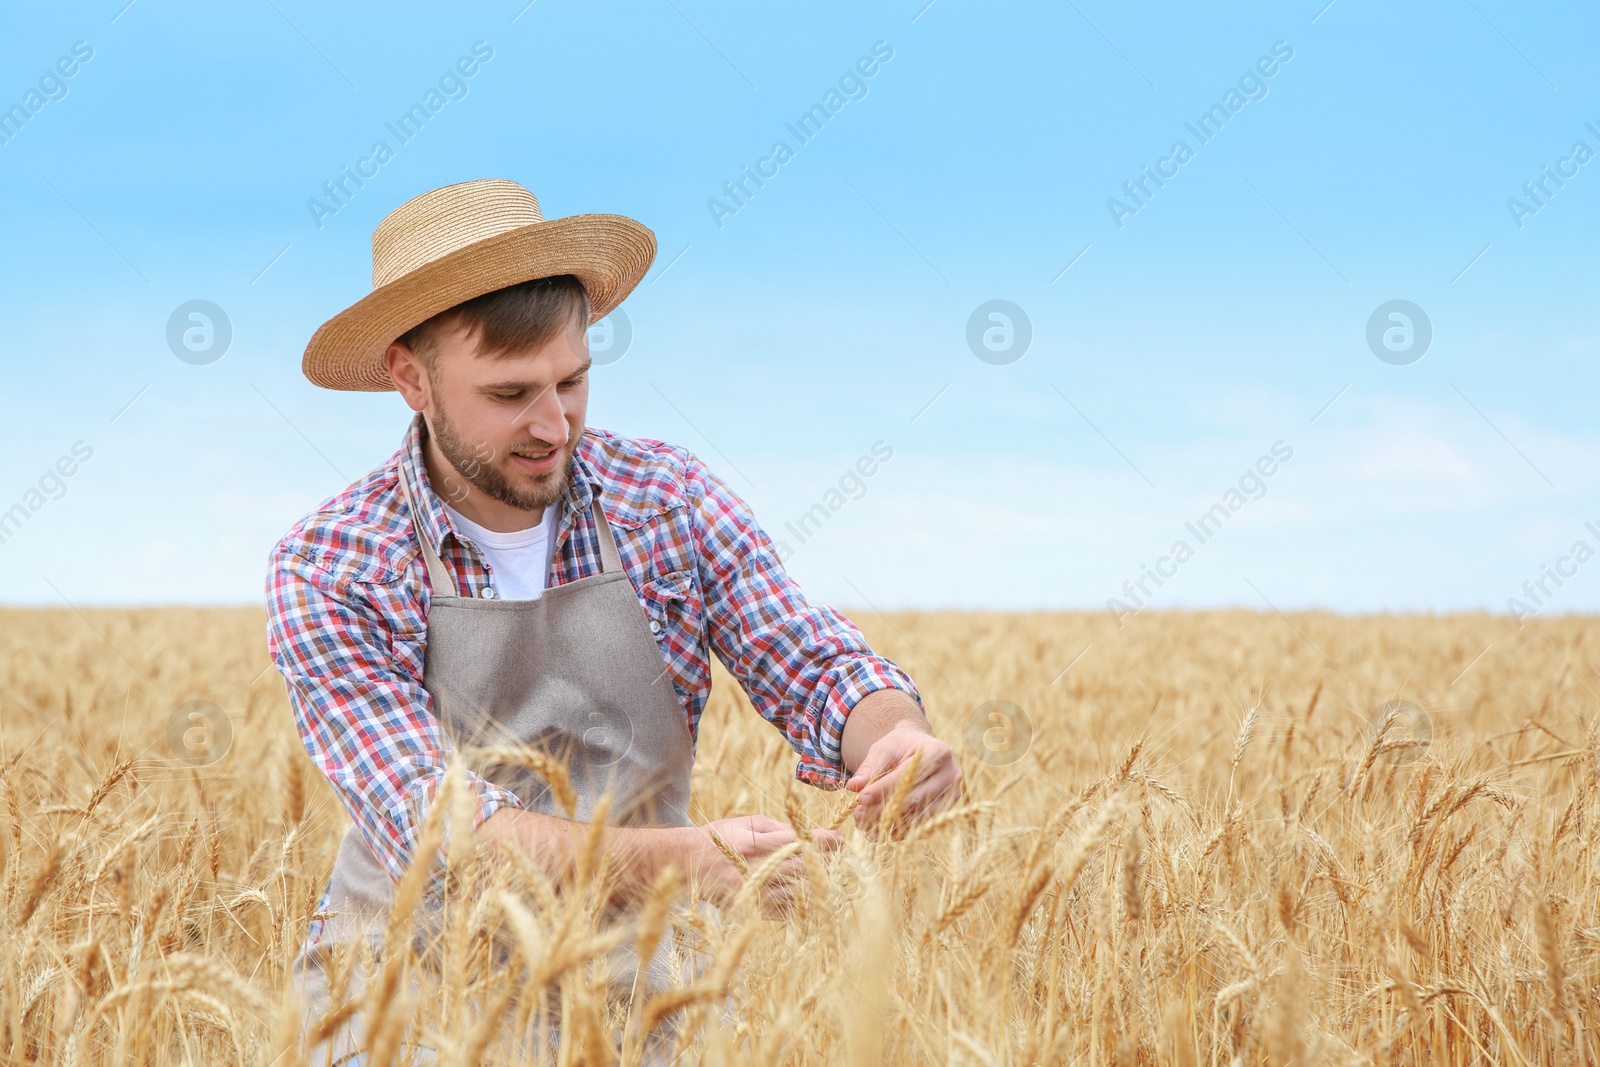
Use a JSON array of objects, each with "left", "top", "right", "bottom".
[{"left": 266, "top": 178, "right": 960, "bottom": 1050}]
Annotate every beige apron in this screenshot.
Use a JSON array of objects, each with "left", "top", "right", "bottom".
[{"left": 294, "top": 457, "right": 697, "bottom": 1062}]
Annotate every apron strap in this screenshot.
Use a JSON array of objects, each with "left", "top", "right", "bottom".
[
  {"left": 589, "top": 494, "right": 624, "bottom": 575},
  {"left": 397, "top": 463, "right": 459, "bottom": 599}
]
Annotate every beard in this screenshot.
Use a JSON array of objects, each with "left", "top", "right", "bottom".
[{"left": 427, "top": 399, "right": 576, "bottom": 512}]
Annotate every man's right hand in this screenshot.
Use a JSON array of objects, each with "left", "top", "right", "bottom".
[
  {"left": 687, "top": 815, "right": 842, "bottom": 914},
  {"left": 477, "top": 807, "right": 842, "bottom": 915}
]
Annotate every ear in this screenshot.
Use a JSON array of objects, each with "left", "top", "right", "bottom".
[{"left": 385, "top": 341, "right": 430, "bottom": 413}]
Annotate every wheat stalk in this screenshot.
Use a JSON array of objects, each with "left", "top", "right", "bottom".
[
  {"left": 877, "top": 748, "right": 923, "bottom": 837},
  {"left": 704, "top": 826, "right": 750, "bottom": 876},
  {"left": 465, "top": 743, "right": 579, "bottom": 819}
]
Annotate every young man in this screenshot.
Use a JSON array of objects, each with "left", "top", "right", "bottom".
[{"left": 265, "top": 179, "right": 960, "bottom": 1046}]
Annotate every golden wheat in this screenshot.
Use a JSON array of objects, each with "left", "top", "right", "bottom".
[{"left": 1, "top": 606, "right": 1596, "bottom": 1063}]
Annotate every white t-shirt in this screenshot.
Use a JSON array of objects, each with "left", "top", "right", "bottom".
[{"left": 440, "top": 500, "right": 559, "bottom": 600}]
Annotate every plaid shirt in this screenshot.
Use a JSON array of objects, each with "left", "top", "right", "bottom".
[{"left": 266, "top": 413, "right": 919, "bottom": 924}]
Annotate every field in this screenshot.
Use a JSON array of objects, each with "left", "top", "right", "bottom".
[{"left": 1, "top": 605, "right": 1596, "bottom": 1065}]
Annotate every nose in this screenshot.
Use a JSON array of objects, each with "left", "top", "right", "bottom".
[{"left": 517, "top": 383, "right": 570, "bottom": 449}]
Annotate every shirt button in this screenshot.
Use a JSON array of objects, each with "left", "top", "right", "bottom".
[
  {"left": 648, "top": 618, "right": 662, "bottom": 633},
  {"left": 480, "top": 586, "right": 497, "bottom": 599}
]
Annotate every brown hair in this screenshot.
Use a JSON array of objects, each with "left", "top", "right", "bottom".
[{"left": 396, "top": 274, "right": 590, "bottom": 365}]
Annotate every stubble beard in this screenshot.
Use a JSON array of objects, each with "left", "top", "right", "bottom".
[{"left": 428, "top": 398, "right": 576, "bottom": 512}]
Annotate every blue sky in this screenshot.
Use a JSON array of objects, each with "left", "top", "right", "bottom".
[{"left": 1, "top": 0, "right": 1596, "bottom": 617}]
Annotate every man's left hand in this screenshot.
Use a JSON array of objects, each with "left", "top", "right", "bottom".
[{"left": 841, "top": 691, "right": 963, "bottom": 832}]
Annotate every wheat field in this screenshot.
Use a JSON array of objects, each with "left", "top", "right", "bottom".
[{"left": 1, "top": 605, "right": 1595, "bottom": 1065}]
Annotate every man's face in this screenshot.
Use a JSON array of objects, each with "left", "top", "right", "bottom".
[{"left": 397, "top": 316, "right": 591, "bottom": 512}]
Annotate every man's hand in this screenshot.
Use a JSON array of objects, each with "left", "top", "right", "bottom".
[
  {"left": 688, "top": 815, "right": 841, "bottom": 916},
  {"left": 478, "top": 808, "right": 839, "bottom": 916},
  {"left": 841, "top": 689, "right": 963, "bottom": 833}
]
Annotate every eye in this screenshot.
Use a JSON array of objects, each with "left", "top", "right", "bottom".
[
  {"left": 491, "top": 390, "right": 524, "bottom": 402},
  {"left": 558, "top": 374, "right": 586, "bottom": 391}
]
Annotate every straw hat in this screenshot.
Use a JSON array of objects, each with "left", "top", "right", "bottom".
[{"left": 302, "top": 179, "right": 656, "bottom": 391}]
